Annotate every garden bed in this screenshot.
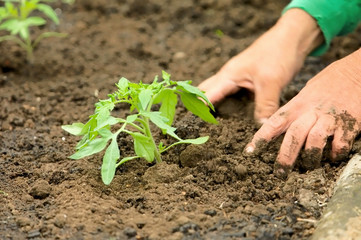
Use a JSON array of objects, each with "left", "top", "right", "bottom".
[{"left": 1, "top": 1, "right": 361, "bottom": 239}]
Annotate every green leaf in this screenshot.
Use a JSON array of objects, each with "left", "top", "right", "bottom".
[
  {"left": 153, "top": 89, "right": 177, "bottom": 125},
  {"left": 178, "top": 136, "right": 209, "bottom": 144},
  {"left": 79, "top": 116, "right": 97, "bottom": 136},
  {"left": 162, "top": 70, "right": 171, "bottom": 84},
  {"left": 19, "top": 26, "right": 29, "bottom": 40},
  {"left": 62, "top": 122, "right": 85, "bottom": 136},
  {"left": 176, "top": 81, "right": 215, "bottom": 111},
  {"left": 138, "top": 89, "right": 152, "bottom": 111},
  {"left": 158, "top": 90, "right": 177, "bottom": 125},
  {"left": 116, "top": 77, "right": 129, "bottom": 93},
  {"left": 36, "top": 4, "right": 59, "bottom": 24},
  {"left": 0, "top": 19, "right": 19, "bottom": 32},
  {"left": 94, "top": 115, "right": 119, "bottom": 131},
  {"left": 98, "top": 128, "right": 113, "bottom": 139},
  {"left": 143, "top": 111, "right": 181, "bottom": 140},
  {"left": 126, "top": 114, "right": 138, "bottom": 123},
  {"left": 95, "top": 99, "right": 115, "bottom": 127},
  {"left": 5, "top": 2, "right": 18, "bottom": 17},
  {"left": 22, "top": 0, "right": 37, "bottom": 18},
  {"left": 131, "top": 132, "right": 155, "bottom": 162},
  {"left": 180, "top": 92, "right": 218, "bottom": 124},
  {"left": 101, "top": 137, "right": 120, "bottom": 185},
  {"left": 0, "top": 8, "right": 9, "bottom": 21},
  {"left": 33, "top": 31, "right": 68, "bottom": 48},
  {"left": 70, "top": 137, "right": 110, "bottom": 160},
  {"left": 23, "top": 16, "right": 46, "bottom": 27}
]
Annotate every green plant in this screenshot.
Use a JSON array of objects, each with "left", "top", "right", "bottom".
[
  {"left": 0, "top": 0, "right": 67, "bottom": 63},
  {"left": 215, "top": 29, "right": 224, "bottom": 38},
  {"left": 62, "top": 71, "right": 218, "bottom": 185}
]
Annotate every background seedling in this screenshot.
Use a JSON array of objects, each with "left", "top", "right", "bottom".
[
  {"left": 62, "top": 71, "right": 218, "bottom": 185},
  {"left": 0, "top": 0, "right": 67, "bottom": 63}
]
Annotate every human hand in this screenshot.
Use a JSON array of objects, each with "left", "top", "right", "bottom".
[
  {"left": 199, "top": 9, "right": 323, "bottom": 123},
  {"left": 245, "top": 49, "right": 361, "bottom": 177}
]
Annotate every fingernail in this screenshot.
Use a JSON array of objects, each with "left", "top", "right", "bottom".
[
  {"left": 274, "top": 162, "right": 293, "bottom": 180},
  {"left": 245, "top": 146, "right": 254, "bottom": 153}
]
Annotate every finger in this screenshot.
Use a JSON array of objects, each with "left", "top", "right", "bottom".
[
  {"left": 254, "top": 79, "right": 283, "bottom": 123},
  {"left": 302, "top": 115, "right": 335, "bottom": 169},
  {"left": 276, "top": 112, "right": 317, "bottom": 167},
  {"left": 245, "top": 108, "right": 291, "bottom": 153},
  {"left": 331, "top": 121, "right": 359, "bottom": 161},
  {"left": 305, "top": 115, "right": 335, "bottom": 150},
  {"left": 198, "top": 75, "right": 241, "bottom": 104}
]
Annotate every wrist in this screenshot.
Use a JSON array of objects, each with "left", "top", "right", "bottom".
[{"left": 275, "top": 9, "right": 324, "bottom": 58}]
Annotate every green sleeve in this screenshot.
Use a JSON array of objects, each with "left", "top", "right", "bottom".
[{"left": 283, "top": 0, "right": 361, "bottom": 56}]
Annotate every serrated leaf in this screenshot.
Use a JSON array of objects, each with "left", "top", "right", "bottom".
[
  {"left": 37, "top": 4, "right": 59, "bottom": 24},
  {"left": 70, "top": 137, "right": 110, "bottom": 159},
  {"left": 162, "top": 70, "right": 171, "bottom": 84},
  {"left": 180, "top": 92, "right": 218, "bottom": 124},
  {"left": 95, "top": 100, "right": 115, "bottom": 127},
  {"left": 176, "top": 81, "right": 215, "bottom": 111},
  {"left": 138, "top": 89, "right": 152, "bottom": 111},
  {"left": 143, "top": 111, "right": 181, "bottom": 140},
  {"left": 79, "top": 117, "right": 97, "bottom": 136},
  {"left": 116, "top": 77, "right": 129, "bottom": 93},
  {"left": 152, "top": 75, "right": 159, "bottom": 84},
  {"left": 94, "top": 115, "right": 119, "bottom": 131},
  {"left": 62, "top": 122, "right": 85, "bottom": 136},
  {"left": 131, "top": 132, "right": 155, "bottom": 162},
  {"left": 101, "top": 137, "right": 120, "bottom": 185}
]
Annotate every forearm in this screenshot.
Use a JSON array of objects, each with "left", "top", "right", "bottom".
[
  {"left": 283, "top": 0, "right": 361, "bottom": 56},
  {"left": 275, "top": 9, "right": 323, "bottom": 58}
]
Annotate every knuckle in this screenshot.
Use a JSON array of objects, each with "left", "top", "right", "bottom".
[{"left": 307, "top": 128, "right": 325, "bottom": 142}]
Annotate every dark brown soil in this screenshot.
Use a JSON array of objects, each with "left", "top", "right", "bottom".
[{"left": 1, "top": 1, "right": 361, "bottom": 239}]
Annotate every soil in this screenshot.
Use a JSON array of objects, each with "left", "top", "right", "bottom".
[{"left": 1, "top": 1, "right": 361, "bottom": 239}]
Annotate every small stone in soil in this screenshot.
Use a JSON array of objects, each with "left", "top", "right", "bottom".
[
  {"left": 27, "top": 230, "right": 41, "bottom": 238},
  {"left": 136, "top": 222, "right": 146, "bottom": 229},
  {"left": 179, "top": 222, "right": 200, "bottom": 234},
  {"left": 204, "top": 209, "right": 217, "bottom": 217},
  {"left": 53, "top": 213, "right": 67, "bottom": 228},
  {"left": 123, "top": 227, "right": 137, "bottom": 238}
]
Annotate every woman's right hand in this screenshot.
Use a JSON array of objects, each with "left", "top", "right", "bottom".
[{"left": 199, "top": 9, "right": 323, "bottom": 123}]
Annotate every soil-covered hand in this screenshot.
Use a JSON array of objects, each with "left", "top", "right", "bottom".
[
  {"left": 245, "top": 49, "right": 361, "bottom": 177},
  {"left": 199, "top": 9, "right": 323, "bottom": 123}
]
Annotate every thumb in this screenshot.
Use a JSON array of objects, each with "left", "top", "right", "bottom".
[{"left": 254, "top": 83, "right": 282, "bottom": 123}]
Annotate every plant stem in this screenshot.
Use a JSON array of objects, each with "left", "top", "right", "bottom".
[
  {"left": 142, "top": 116, "right": 162, "bottom": 163},
  {"left": 25, "top": 38, "right": 34, "bottom": 64}
]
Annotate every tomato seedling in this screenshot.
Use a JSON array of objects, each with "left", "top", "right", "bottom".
[
  {"left": 0, "top": 0, "right": 67, "bottom": 63},
  {"left": 62, "top": 71, "right": 218, "bottom": 185}
]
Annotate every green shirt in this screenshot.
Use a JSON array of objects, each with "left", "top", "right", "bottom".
[{"left": 283, "top": 0, "right": 361, "bottom": 56}]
